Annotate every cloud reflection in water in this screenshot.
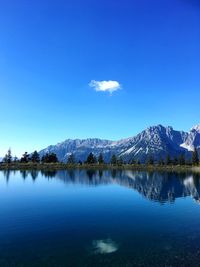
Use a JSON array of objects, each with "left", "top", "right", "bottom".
[{"left": 92, "top": 239, "right": 119, "bottom": 254}]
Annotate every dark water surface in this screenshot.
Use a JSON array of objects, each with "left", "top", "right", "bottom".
[{"left": 1, "top": 170, "right": 200, "bottom": 267}]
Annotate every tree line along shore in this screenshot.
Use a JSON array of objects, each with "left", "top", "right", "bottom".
[{"left": 0, "top": 149, "right": 199, "bottom": 171}]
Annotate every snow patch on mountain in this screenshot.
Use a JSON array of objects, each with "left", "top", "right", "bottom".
[{"left": 180, "top": 143, "right": 194, "bottom": 152}]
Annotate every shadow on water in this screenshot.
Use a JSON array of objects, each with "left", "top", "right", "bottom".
[{"left": 3, "top": 169, "right": 200, "bottom": 204}]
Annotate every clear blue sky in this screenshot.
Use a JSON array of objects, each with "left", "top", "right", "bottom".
[{"left": 0, "top": 0, "right": 200, "bottom": 157}]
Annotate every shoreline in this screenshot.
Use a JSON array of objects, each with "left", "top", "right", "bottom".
[{"left": 0, "top": 163, "right": 200, "bottom": 172}]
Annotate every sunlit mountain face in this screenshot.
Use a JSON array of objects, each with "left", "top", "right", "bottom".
[{"left": 38, "top": 124, "right": 200, "bottom": 163}]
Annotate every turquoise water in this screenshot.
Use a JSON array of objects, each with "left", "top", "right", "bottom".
[{"left": 1, "top": 170, "right": 200, "bottom": 266}]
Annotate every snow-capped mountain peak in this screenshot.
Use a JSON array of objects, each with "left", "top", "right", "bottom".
[
  {"left": 180, "top": 125, "right": 200, "bottom": 152},
  {"left": 38, "top": 124, "right": 200, "bottom": 163},
  {"left": 191, "top": 124, "right": 200, "bottom": 133}
]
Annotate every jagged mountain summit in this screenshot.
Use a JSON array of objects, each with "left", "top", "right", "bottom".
[
  {"left": 38, "top": 124, "right": 200, "bottom": 163},
  {"left": 180, "top": 125, "right": 200, "bottom": 152}
]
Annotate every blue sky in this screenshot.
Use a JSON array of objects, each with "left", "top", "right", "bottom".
[{"left": 0, "top": 0, "right": 200, "bottom": 157}]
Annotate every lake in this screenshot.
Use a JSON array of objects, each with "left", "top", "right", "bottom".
[{"left": 1, "top": 169, "right": 200, "bottom": 266}]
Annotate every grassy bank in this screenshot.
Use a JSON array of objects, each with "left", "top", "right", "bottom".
[{"left": 0, "top": 162, "right": 200, "bottom": 172}]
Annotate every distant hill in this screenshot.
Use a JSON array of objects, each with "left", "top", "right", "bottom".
[{"left": 38, "top": 124, "right": 200, "bottom": 163}]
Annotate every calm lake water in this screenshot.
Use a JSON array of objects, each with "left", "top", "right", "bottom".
[{"left": 1, "top": 170, "right": 200, "bottom": 267}]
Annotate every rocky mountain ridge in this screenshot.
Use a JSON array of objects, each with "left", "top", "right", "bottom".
[{"left": 38, "top": 124, "right": 200, "bottom": 163}]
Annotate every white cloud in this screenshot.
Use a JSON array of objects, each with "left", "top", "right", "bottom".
[{"left": 89, "top": 80, "right": 121, "bottom": 94}]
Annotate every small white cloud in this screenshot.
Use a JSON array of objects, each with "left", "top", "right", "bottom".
[
  {"left": 92, "top": 239, "right": 119, "bottom": 254},
  {"left": 89, "top": 80, "right": 121, "bottom": 94}
]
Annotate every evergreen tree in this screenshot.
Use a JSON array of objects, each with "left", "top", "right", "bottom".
[
  {"left": 86, "top": 153, "right": 97, "bottom": 164},
  {"left": 130, "top": 159, "right": 136, "bottom": 165},
  {"left": 13, "top": 156, "right": 18, "bottom": 162},
  {"left": 21, "top": 152, "right": 29, "bottom": 163},
  {"left": 67, "top": 153, "right": 75, "bottom": 164},
  {"left": 3, "top": 154, "right": 8, "bottom": 164},
  {"left": 117, "top": 157, "right": 123, "bottom": 166},
  {"left": 158, "top": 157, "right": 164, "bottom": 166},
  {"left": 146, "top": 155, "right": 154, "bottom": 165},
  {"left": 192, "top": 148, "right": 199, "bottom": 166},
  {"left": 31, "top": 151, "right": 40, "bottom": 163},
  {"left": 98, "top": 153, "right": 104, "bottom": 164},
  {"left": 7, "top": 148, "right": 12, "bottom": 163},
  {"left": 49, "top": 153, "right": 58, "bottom": 163},
  {"left": 110, "top": 154, "right": 117, "bottom": 165},
  {"left": 41, "top": 154, "right": 47, "bottom": 163},
  {"left": 173, "top": 156, "right": 178, "bottom": 165},
  {"left": 165, "top": 154, "right": 171, "bottom": 165},
  {"left": 3, "top": 148, "right": 12, "bottom": 163},
  {"left": 41, "top": 153, "right": 58, "bottom": 163},
  {"left": 178, "top": 153, "right": 185, "bottom": 165}
]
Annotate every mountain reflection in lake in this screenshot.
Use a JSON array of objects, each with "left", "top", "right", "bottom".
[
  {"left": 1, "top": 169, "right": 200, "bottom": 267},
  {"left": 3, "top": 169, "right": 200, "bottom": 204}
]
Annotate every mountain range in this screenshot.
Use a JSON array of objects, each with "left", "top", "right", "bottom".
[{"left": 39, "top": 124, "right": 200, "bottom": 163}]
